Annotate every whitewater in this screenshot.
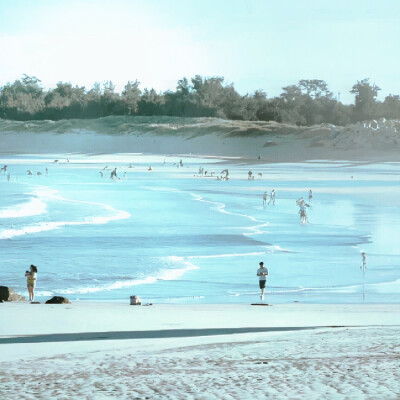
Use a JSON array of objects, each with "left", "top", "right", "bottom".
[{"left": 1, "top": 154, "right": 399, "bottom": 304}]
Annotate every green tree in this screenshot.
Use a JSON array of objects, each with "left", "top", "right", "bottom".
[
  {"left": 350, "top": 78, "right": 381, "bottom": 122},
  {"left": 0, "top": 75, "right": 44, "bottom": 119},
  {"left": 279, "top": 85, "right": 306, "bottom": 125},
  {"left": 138, "top": 88, "right": 164, "bottom": 115},
  {"left": 122, "top": 80, "right": 141, "bottom": 115},
  {"left": 44, "top": 82, "right": 85, "bottom": 119},
  {"left": 100, "top": 81, "right": 122, "bottom": 116},
  {"left": 298, "top": 79, "right": 332, "bottom": 99},
  {"left": 380, "top": 95, "right": 400, "bottom": 120}
]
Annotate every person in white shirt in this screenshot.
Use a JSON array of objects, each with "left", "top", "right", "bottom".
[{"left": 257, "top": 261, "right": 269, "bottom": 300}]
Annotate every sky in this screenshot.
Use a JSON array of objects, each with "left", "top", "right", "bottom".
[{"left": 0, "top": 0, "right": 399, "bottom": 104}]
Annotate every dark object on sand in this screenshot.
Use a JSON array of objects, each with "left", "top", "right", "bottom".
[
  {"left": 0, "top": 286, "right": 26, "bottom": 302},
  {"left": 130, "top": 295, "right": 142, "bottom": 305},
  {"left": 45, "top": 296, "right": 71, "bottom": 304},
  {"left": 0, "top": 286, "right": 10, "bottom": 302},
  {"left": 251, "top": 303, "right": 271, "bottom": 306}
]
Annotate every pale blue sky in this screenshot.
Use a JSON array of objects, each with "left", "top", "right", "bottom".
[{"left": 0, "top": 0, "right": 399, "bottom": 103}]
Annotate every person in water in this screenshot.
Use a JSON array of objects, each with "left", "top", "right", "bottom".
[
  {"left": 25, "top": 264, "right": 38, "bottom": 302},
  {"left": 361, "top": 252, "right": 367, "bottom": 270},
  {"left": 110, "top": 168, "right": 117, "bottom": 179},
  {"left": 268, "top": 189, "right": 276, "bottom": 205}
]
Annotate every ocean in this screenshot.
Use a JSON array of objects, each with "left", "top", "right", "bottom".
[{"left": 1, "top": 154, "right": 399, "bottom": 304}]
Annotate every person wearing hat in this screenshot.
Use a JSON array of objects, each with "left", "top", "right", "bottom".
[{"left": 257, "top": 261, "right": 269, "bottom": 301}]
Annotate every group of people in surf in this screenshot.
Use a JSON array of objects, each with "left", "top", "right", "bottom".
[
  {"left": 248, "top": 170, "right": 263, "bottom": 180},
  {"left": 262, "top": 189, "right": 313, "bottom": 223},
  {"left": 263, "top": 189, "right": 276, "bottom": 206}
]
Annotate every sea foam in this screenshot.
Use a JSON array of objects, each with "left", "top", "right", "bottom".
[
  {"left": 48, "top": 256, "right": 199, "bottom": 295},
  {"left": 0, "top": 197, "right": 47, "bottom": 218}
]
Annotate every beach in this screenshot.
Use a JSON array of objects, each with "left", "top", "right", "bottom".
[
  {"left": 1, "top": 117, "right": 400, "bottom": 398},
  {"left": 1, "top": 302, "right": 400, "bottom": 399}
]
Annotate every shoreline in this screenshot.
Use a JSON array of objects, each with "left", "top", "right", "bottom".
[{"left": 1, "top": 301, "right": 398, "bottom": 342}]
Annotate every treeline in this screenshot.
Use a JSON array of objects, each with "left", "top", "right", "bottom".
[{"left": 1, "top": 74, "right": 400, "bottom": 126}]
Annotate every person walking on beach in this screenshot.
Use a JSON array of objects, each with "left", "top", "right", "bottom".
[
  {"left": 308, "top": 190, "right": 313, "bottom": 203},
  {"left": 25, "top": 264, "right": 38, "bottom": 302},
  {"left": 361, "top": 252, "right": 367, "bottom": 300},
  {"left": 257, "top": 261, "right": 269, "bottom": 301},
  {"left": 263, "top": 192, "right": 267, "bottom": 206}
]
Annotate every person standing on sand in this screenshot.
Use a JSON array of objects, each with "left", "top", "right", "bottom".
[
  {"left": 257, "top": 261, "right": 268, "bottom": 301},
  {"left": 263, "top": 192, "right": 267, "bottom": 206},
  {"left": 309, "top": 190, "right": 313, "bottom": 203},
  {"left": 25, "top": 264, "right": 38, "bottom": 302}
]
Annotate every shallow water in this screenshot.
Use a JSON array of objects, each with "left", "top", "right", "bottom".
[{"left": 1, "top": 154, "right": 399, "bottom": 304}]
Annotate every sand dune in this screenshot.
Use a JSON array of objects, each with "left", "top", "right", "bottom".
[{"left": 1, "top": 116, "right": 400, "bottom": 162}]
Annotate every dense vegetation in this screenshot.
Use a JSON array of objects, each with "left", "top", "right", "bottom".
[{"left": 1, "top": 75, "right": 399, "bottom": 126}]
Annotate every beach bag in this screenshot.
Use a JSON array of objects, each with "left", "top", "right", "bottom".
[{"left": 130, "top": 295, "right": 142, "bottom": 305}]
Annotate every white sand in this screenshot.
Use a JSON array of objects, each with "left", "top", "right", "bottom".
[{"left": 1, "top": 302, "right": 399, "bottom": 399}]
